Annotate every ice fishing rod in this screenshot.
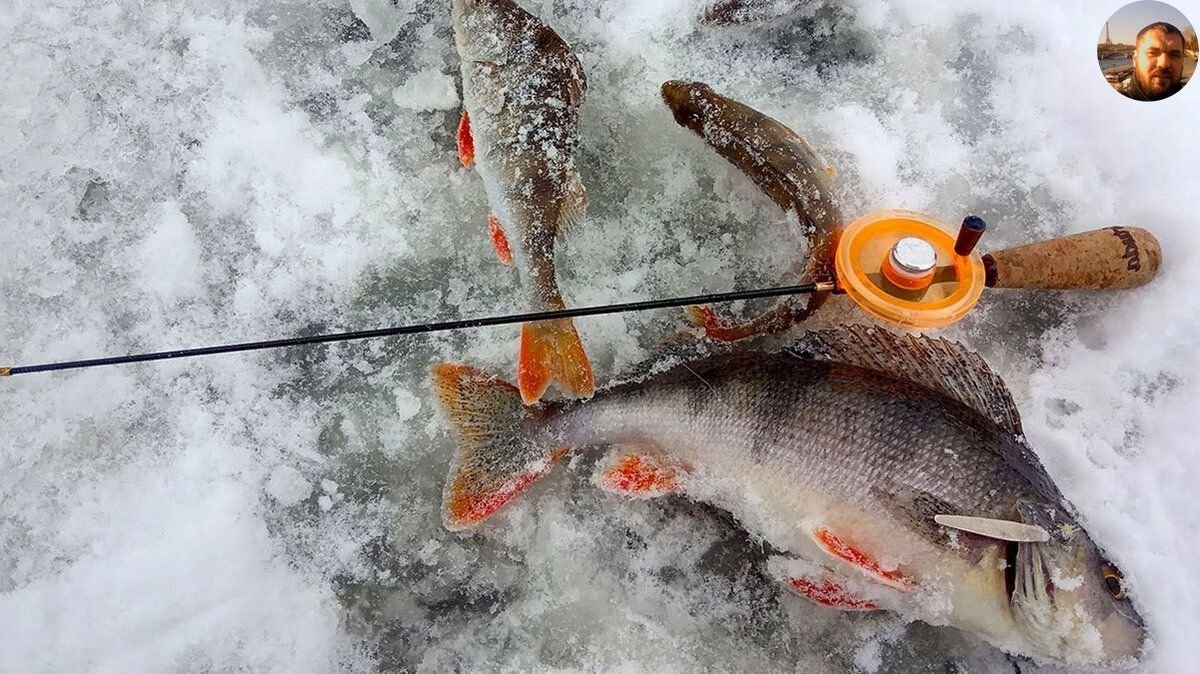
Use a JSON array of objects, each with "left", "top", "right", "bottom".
[
  {"left": 1, "top": 213, "right": 1163, "bottom": 378},
  {"left": 0, "top": 280, "right": 835, "bottom": 377}
]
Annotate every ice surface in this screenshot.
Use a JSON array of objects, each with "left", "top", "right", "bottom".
[
  {"left": 393, "top": 68, "right": 459, "bottom": 111},
  {"left": 268, "top": 465, "right": 314, "bottom": 506},
  {"left": 1, "top": 0, "right": 1198, "bottom": 671}
]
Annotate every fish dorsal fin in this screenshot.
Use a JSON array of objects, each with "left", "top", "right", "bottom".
[
  {"left": 564, "top": 50, "right": 587, "bottom": 108},
  {"left": 787, "top": 326, "right": 1024, "bottom": 435},
  {"left": 555, "top": 168, "right": 587, "bottom": 239}
]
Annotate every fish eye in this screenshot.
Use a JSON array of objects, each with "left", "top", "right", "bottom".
[{"left": 1102, "top": 564, "right": 1125, "bottom": 600}]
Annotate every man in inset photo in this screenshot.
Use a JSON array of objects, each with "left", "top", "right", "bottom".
[{"left": 1117, "top": 22, "right": 1187, "bottom": 100}]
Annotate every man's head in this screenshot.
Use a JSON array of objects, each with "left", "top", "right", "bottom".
[{"left": 1132, "top": 22, "right": 1186, "bottom": 99}]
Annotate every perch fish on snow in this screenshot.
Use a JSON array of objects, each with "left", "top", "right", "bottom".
[
  {"left": 451, "top": 0, "right": 593, "bottom": 405},
  {"left": 432, "top": 326, "right": 1146, "bottom": 665},
  {"left": 660, "top": 80, "right": 844, "bottom": 342}
]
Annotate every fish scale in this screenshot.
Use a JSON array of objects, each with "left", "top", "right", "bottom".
[{"left": 547, "top": 355, "right": 1042, "bottom": 523}]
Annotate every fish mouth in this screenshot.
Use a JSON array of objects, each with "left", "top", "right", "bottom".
[
  {"left": 660, "top": 80, "right": 710, "bottom": 129},
  {"left": 451, "top": 0, "right": 481, "bottom": 23},
  {"left": 660, "top": 80, "right": 706, "bottom": 107}
]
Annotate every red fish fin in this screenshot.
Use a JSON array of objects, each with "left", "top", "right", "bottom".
[
  {"left": 785, "top": 577, "right": 880, "bottom": 611},
  {"left": 517, "top": 319, "right": 595, "bottom": 405},
  {"left": 687, "top": 298, "right": 820, "bottom": 342},
  {"left": 595, "top": 447, "right": 681, "bottom": 498},
  {"left": 685, "top": 304, "right": 745, "bottom": 342},
  {"left": 457, "top": 110, "right": 475, "bottom": 168},
  {"left": 554, "top": 169, "right": 587, "bottom": 239},
  {"left": 487, "top": 211, "right": 514, "bottom": 265},
  {"left": 811, "top": 527, "right": 915, "bottom": 591},
  {"left": 431, "top": 363, "right": 566, "bottom": 530},
  {"left": 766, "top": 555, "right": 884, "bottom": 612}
]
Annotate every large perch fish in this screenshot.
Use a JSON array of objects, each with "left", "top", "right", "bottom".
[
  {"left": 452, "top": 0, "right": 593, "bottom": 404},
  {"left": 661, "top": 81, "right": 843, "bottom": 341},
  {"left": 432, "top": 326, "right": 1145, "bottom": 664}
]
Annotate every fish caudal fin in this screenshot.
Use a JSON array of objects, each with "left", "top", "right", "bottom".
[
  {"left": 686, "top": 304, "right": 748, "bottom": 342},
  {"left": 517, "top": 319, "right": 594, "bottom": 405},
  {"left": 457, "top": 110, "right": 474, "bottom": 168},
  {"left": 487, "top": 211, "right": 513, "bottom": 265},
  {"left": 687, "top": 295, "right": 828, "bottom": 342},
  {"left": 431, "top": 364, "right": 567, "bottom": 530}
]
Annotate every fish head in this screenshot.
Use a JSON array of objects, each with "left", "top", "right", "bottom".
[
  {"left": 660, "top": 80, "right": 719, "bottom": 136},
  {"left": 451, "top": 0, "right": 513, "bottom": 63},
  {"left": 1006, "top": 500, "right": 1146, "bottom": 664}
]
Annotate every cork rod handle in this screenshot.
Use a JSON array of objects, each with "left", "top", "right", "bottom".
[{"left": 983, "top": 227, "right": 1161, "bottom": 290}]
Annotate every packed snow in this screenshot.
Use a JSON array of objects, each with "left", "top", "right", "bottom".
[{"left": 1, "top": 0, "right": 1197, "bottom": 671}]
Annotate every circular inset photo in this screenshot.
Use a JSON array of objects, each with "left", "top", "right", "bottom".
[{"left": 1098, "top": 1, "right": 1198, "bottom": 101}]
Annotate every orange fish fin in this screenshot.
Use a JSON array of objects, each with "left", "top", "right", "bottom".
[
  {"left": 431, "top": 363, "right": 565, "bottom": 530},
  {"left": 784, "top": 576, "right": 880, "bottom": 611},
  {"left": 685, "top": 304, "right": 759, "bottom": 342},
  {"left": 595, "top": 447, "right": 681, "bottom": 498},
  {"left": 687, "top": 297, "right": 820, "bottom": 342},
  {"left": 517, "top": 319, "right": 594, "bottom": 404},
  {"left": 487, "top": 211, "right": 514, "bottom": 265},
  {"left": 554, "top": 169, "right": 587, "bottom": 239},
  {"left": 686, "top": 304, "right": 742, "bottom": 342},
  {"left": 811, "top": 526, "right": 916, "bottom": 591},
  {"left": 457, "top": 110, "right": 475, "bottom": 169},
  {"left": 766, "top": 555, "right": 885, "bottom": 612}
]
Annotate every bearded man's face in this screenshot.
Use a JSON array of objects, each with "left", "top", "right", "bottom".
[{"left": 1134, "top": 29, "right": 1185, "bottom": 99}]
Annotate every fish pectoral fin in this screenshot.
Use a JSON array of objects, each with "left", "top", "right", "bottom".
[
  {"left": 457, "top": 110, "right": 475, "bottom": 169},
  {"left": 594, "top": 446, "right": 683, "bottom": 498},
  {"left": 554, "top": 169, "right": 587, "bottom": 239},
  {"left": 767, "top": 555, "right": 885, "bottom": 612},
  {"left": 431, "top": 364, "right": 567, "bottom": 531},
  {"left": 487, "top": 211, "right": 514, "bottom": 265},
  {"left": 517, "top": 319, "right": 594, "bottom": 404},
  {"left": 810, "top": 526, "right": 916, "bottom": 591}
]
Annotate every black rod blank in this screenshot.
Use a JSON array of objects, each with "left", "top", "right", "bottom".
[{"left": 1, "top": 281, "right": 830, "bottom": 377}]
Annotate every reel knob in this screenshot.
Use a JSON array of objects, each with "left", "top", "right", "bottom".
[
  {"left": 834, "top": 210, "right": 987, "bottom": 328},
  {"left": 882, "top": 237, "right": 938, "bottom": 291}
]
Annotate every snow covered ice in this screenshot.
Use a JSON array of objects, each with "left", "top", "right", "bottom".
[{"left": 1, "top": 0, "right": 1198, "bottom": 671}]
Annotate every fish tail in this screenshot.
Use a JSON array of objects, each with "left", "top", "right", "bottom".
[
  {"left": 687, "top": 294, "right": 829, "bottom": 342},
  {"left": 431, "top": 364, "right": 567, "bottom": 531},
  {"left": 517, "top": 318, "right": 595, "bottom": 405}
]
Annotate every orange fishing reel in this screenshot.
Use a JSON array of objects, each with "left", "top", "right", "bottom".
[{"left": 830, "top": 210, "right": 1162, "bottom": 329}]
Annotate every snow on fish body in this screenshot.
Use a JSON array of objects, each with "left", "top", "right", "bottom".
[
  {"left": 660, "top": 81, "right": 844, "bottom": 341},
  {"left": 451, "top": 0, "right": 593, "bottom": 405},
  {"left": 432, "top": 326, "right": 1146, "bottom": 664}
]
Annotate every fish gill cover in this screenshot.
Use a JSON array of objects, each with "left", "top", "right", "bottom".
[{"left": 0, "top": 0, "right": 1196, "bottom": 672}]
